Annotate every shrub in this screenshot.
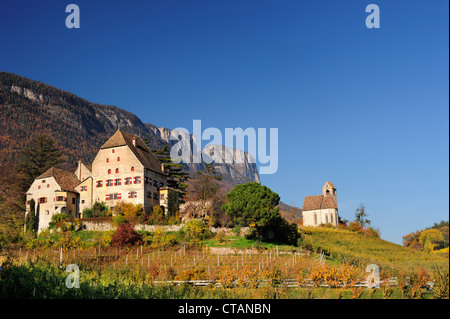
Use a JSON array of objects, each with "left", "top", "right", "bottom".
[
  {"left": 111, "top": 224, "right": 143, "bottom": 246},
  {"left": 432, "top": 266, "right": 449, "bottom": 299},
  {"left": 150, "top": 227, "right": 178, "bottom": 248},
  {"left": 181, "top": 220, "right": 214, "bottom": 245},
  {"left": 147, "top": 205, "right": 165, "bottom": 225},
  {"left": 83, "top": 202, "right": 109, "bottom": 218},
  {"left": 113, "top": 215, "right": 128, "bottom": 226},
  {"left": 112, "top": 201, "right": 143, "bottom": 218},
  {"left": 48, "top": 213, "right": 69, "bottom": 229}
]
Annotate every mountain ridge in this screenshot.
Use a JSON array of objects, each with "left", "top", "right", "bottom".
[{"left": 0, "top": 71, "right": 259, "bottom": 187}]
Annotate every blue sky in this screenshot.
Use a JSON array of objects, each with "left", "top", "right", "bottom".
[{"left": 0, "top": 0, "right": 448, "bottom": 244}]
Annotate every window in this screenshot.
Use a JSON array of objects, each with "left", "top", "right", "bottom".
[
  {"left": 106, "top": 158, "right": 109, "bottom": 163},
  {"left": 115, "top": 168, "right": 119, "bottom": 174},
  {"left": 112, "top": 149, "right": 115, "bottom": 153},
  {"left": 117, "top": 157, "right": 120, "bottom": 162},
  {"left": 42, "top": 180, "right": 46, "bottom": 183},
  {"left": 314, "top": 213, "right": 317, "bottom": 225},
  {"left": 81, "top": 200, "right": 85, "bottom": 204},
  {"left": 47, "top": 184, "right": 50, "bottom": 188},
  {"left": 106, "top": 193, "right": 121, "bottom": 200},
  {"left": 330, "top": 214, "right": 334, "bottom": 224},
  {"left": 128, "top": 191, "right": 137, "bottom": 198},
  {"left": 108, "top": 169, "right": 111, "bottom": 174},
  {"left": 38, "top": 185, "right": 41, "bottom": 189},
  {"left": 134, "top": 176, "right": 141, "bottom": 184},
  {"left": 56, "top": 196, "right": 65, "bottom": 202},
  {"left": 160, "top": 194, "right": 165, "bottom": 200},
  {"left": 114, "top": 178, "right": 121, "bottom": 186},
  {"left": 106, "top": 179, "right": 113, "bottom": 187},
  {"left": 72, "top": 198, "right": 76, "bottom": 204},
  {"left": 325, "top": 215, "right": 328, "bottom": 224},
  {"left": 125, "top": 177, "right": 132, "bottom": 185},
  {"left": 96, "top": 180, "right": 103, "bottom": 188},
  {"left": 153, "top": 193, "right": 159, "bottom": 200},
  {"left": 146, "top": 192, "right": 151, "bottom": 199},
  {"left": 80, "top": 186, "right": 87, "bottom": 191},
  {"left": 39, "top": 197, "right": 47, "bottom": 204},
  {"left": 131, "top": 167, "right": 135, "bottom": 172}
]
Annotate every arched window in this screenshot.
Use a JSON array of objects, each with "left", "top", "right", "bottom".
[
  {"left": 131, "top": 167, "right": 135, "bottom": 172},
  {"left": 314, "top": 213, "right": 317, "bottom": 225},
  {"left": 326, "top": 190, "right": 330, "bottom": 195},
  {"left": 325, "top": 214, "right": 329, "bottom": 224},
  {"left": 115, "top": 168, "right": 119, "bottom": 174},
  {"left": 106, "top": 158, "right": 109, "bottom": 163},
  {"left": 108, "top": 169, "right": 111, "bottom": 174},
  {"left": 112, "top": 149, "right": 115, "bottom": 153},
  {"left": 117, "top": 157, "right": 120, "bottom": 162},
  {"left": 330, "top": 214, "right": 334, "bottom": 224}
]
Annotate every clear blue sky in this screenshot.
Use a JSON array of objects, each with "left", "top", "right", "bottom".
[{"left": 1, "top": 0, "right": 448, "bottom": 244}]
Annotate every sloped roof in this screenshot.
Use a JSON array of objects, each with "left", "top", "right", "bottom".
[
  {"left": 323, "top": 181, "right": 336, "bottom": 189},
  {"left": 81, "top": 161, "right": 92, "bottom": 172},
  {"left": 302, "top": 195, "right": 337, "bottom": 211},
  {"left": 100, "top": 130, "right": 164, "bottom": 174},
  {"left": 36, "top": 167, "right": 80, "bottom": 193}
]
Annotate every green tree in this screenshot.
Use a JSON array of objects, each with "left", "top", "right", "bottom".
[
  {"left": 24, "top": 199, "right": 37, "bottom": 233},
  {"left": 152, "top": 144, "right": 189, "bottom": 201},
  {"left": 222, "top": 182, "right": 299, "bottom": 245},
  {"left": 166, "top": 189, "right": 180, "bottom": 217},
  {"left": 16, "top": 134, "right": 64, "bottom": 191},
  {"left": 355, "top": 203, "right": 371, "bottom": 229},
  {"left": 82, "top": 201, "right": 109, "bottom": 218}
]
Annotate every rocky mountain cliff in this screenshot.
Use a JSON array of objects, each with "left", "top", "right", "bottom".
[{"left": 0, "top": 71, "right": 260, "bottom": 186}]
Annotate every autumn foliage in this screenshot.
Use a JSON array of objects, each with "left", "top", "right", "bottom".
[{"left": 111, "top": 223, "right": 143, "bottom": 246}]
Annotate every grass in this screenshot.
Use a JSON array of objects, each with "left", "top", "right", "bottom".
[
  {"left": 1, "top": 226, "right": 447, "bottom": 299},
  {"left": 204, "top": 236, "right": 296, "bottom": 251},
  {"left": 298, "top": 226, "right": 448, "bottom": 273}
]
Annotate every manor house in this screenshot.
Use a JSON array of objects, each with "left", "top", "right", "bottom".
[{"left": 25, "top": 130, "right": 169, "bottom": 232}]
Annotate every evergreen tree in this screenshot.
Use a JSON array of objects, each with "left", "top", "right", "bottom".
[
  {"left": 16, "top": 134, "right": 64, "bottom": 190},
  {"left": 152, "top": 144, "right": 189, "bottom": 201},
  {"left": 222, "top": 182, "right": 299, "bottom": 245}
]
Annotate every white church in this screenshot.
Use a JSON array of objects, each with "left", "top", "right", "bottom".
[{"left": 301, "top": 181, "right": 339, "bottom": 227}]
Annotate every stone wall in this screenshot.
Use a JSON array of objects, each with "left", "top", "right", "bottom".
[{"left": 80, "top": 217, "right": 249, "bottom": 236}]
